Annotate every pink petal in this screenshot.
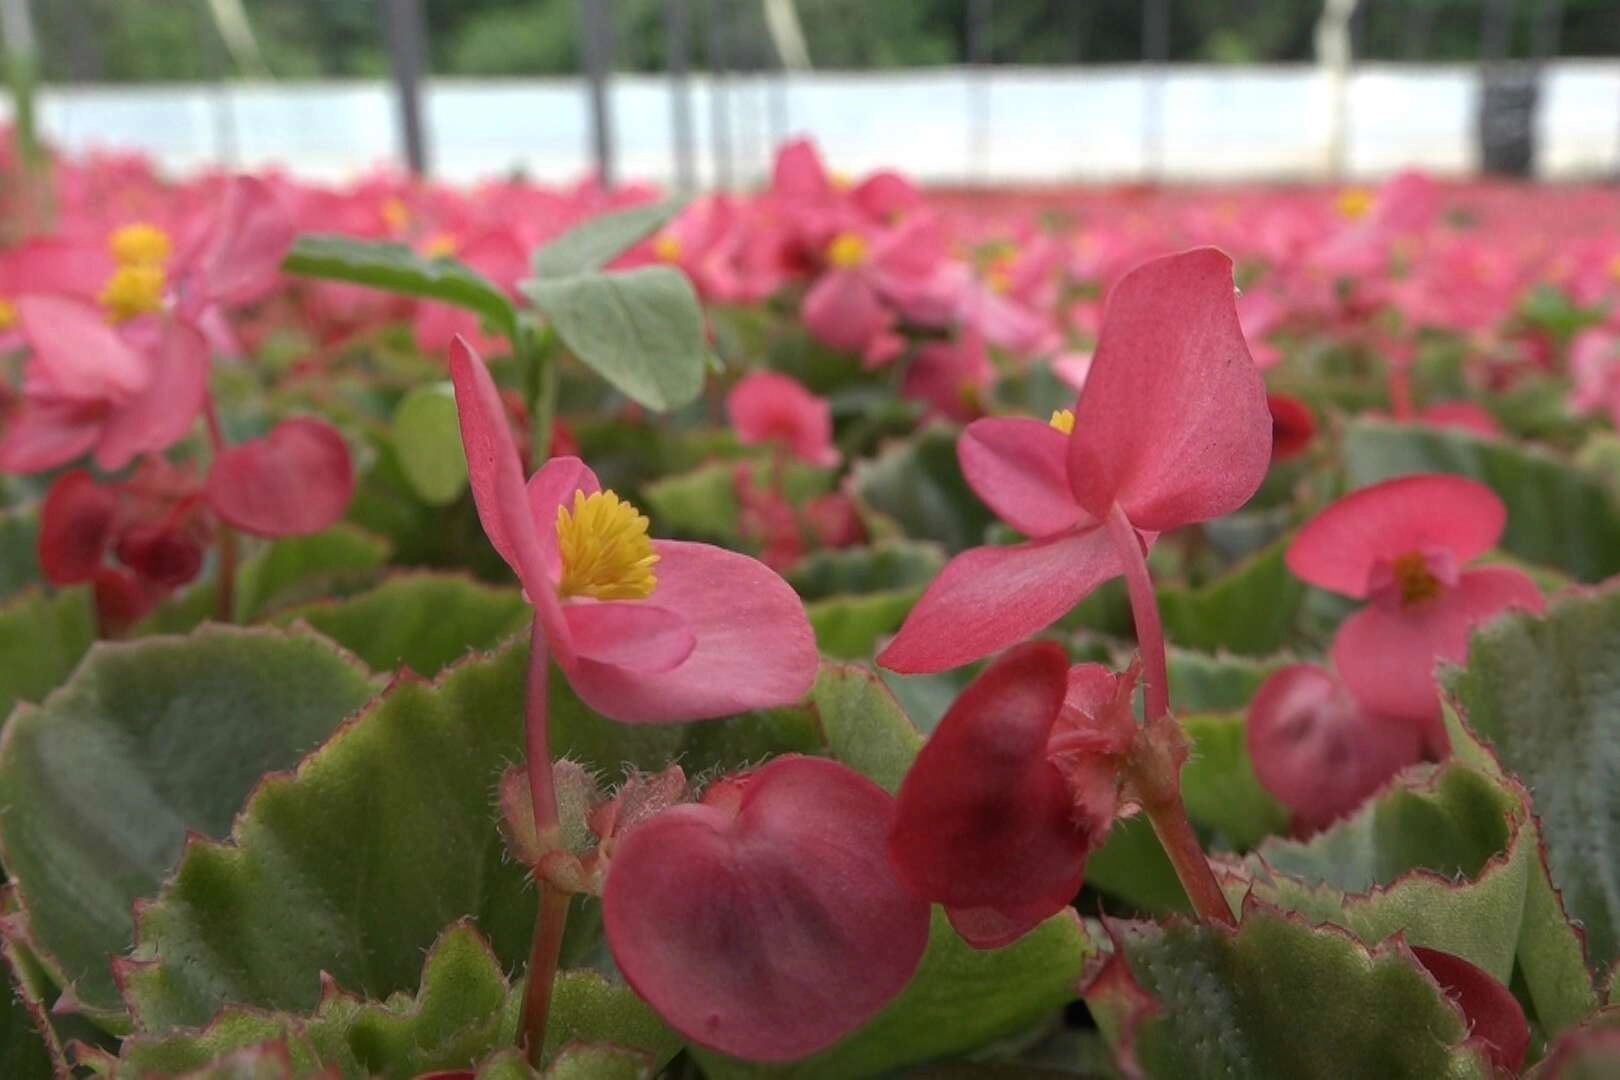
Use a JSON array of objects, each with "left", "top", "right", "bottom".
[
  {"left": 17, "top": 296, "right": 148, "bottom": 402},
  {"left": 0, "top": 402, "right": 102, "bottom": 474},
  {"left": 604, "top": 755, "right": 930, "bottom": 1062},
  {"left": 1332, "top": 567, "right": 1545, "bottom": 724},
  {"left": 1246, "top": 664, "right": 1427, "bottom": 831},
  {"left": 206, "top": 418, "right": 354, "bottom": 539},
  {"left": 448, "top": 337, "right": 575, "bottom": 661},
  {"left": 563, "top": 602, "right": 696, "bottom": 673},
  {"left": 802, "top": 270, "right": 892, "bottom": 355},
  {"left": 958, "top": 417, "right": 1083, "bottom": 538},
  {"left": 527, "top": 455, "right": 602, "bottom": 581},
  {"left": 1066, "top": 248, "right": 1271, "bottom": 532},
  {"left": 1287, "top": 475, "right": 1507, "bottom": 598},
  {"left": 182, "top": 177, "right": 295, "bottom": 311},
  {"left": 771, "top": 138, "right": 833, "bottom": 204},
  {"left": 94, "top": 319, "right": 210, "bottom": 471},
  {"left": 877, "top": 526, "right": 1121, "bottom": 675},
  {"left": 563, "top": 540, "right": 818, "bottom": 724},
  {"left": 726, "top": 371, "right": 839, "bottom": 467}
]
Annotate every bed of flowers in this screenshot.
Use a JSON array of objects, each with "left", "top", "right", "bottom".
[{"left": 2, "top": 134, "right": 1620, "bottom": 1078}]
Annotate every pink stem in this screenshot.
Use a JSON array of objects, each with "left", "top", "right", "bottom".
[
  {"left": 1103, "top": 504, "right": 1236, "bottom": 927},
  {"left": 518, "top": 619, "right": 568, "bottom": 1065}
]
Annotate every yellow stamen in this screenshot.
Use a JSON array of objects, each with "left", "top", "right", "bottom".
[
  {"left": 0, "top": 297, "right": 16, "bottom": 332},
  {"left": 826, "top": 232, "right": 869, "bottom": 271},
  {"left": 424, "top": 233, "right": 458, "bottom": 259},
  {"left": 652, "top": 233, "right": 683, "bottom": 262},
  {"left": 1336, "top": 188, "right": 1375, "bottom": 221},
  {"left": 556, "top": 490, "right": 659, "bottom": 601},
  {"left": 1049, "top": 409, "right": 1075, "bottom": 435},
  {"left": 100, "top": 263, "right": 167, "bottom": 322},
  {"left": 1608, "top": 254, "right": 1620, "bottom": 283},
  {"left": 108, "top": 222, "right": 172, "bottom": 266},
  {"left": 1391, "top": 551, "right": 1441, "bottom": 608},
  {"left": 830, "top": 171, "right": 853, "bottom": 192},
  {"left": 382, "top": 197, "right": 411, "bottom": 232},
  {"left": 986, "top": 265, "right": 1013, "bottom": 296}
]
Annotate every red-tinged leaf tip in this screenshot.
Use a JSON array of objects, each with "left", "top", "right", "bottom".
[
  {"left": 1078, "top": 924, "right": 1162, "bottom": 1080},
  {"left": 891, "top": 643, "right": 1093, "bottom": 936},
  {"left": 1286, "top": 474, "right": 1507, "bottom": 599},
  {"left": 1410, "top": 947, "right": 1529, "bottom": 1074},
  {"left": 1246, "top": 664, "right": 1427, "bottom": 832},
  {"left": 206, "top": 418, "right": 354, "bottom": 539},
  {"left": 603, "top": 755, "right": 929, "bottom": 1063},
  {"left": 1066, "top": 247, "right": 1271, "bottom": 533}
]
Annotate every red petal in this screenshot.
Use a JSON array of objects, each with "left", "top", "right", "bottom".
[
  {"left": 958, "top": 417, "right": 1083, "bottom": 538},
  {"left": 1247, "top": 664, "right": 1427, "bottom": 832},
  {"left": 1411, "top": 947, "right": 1529, "bottom": 1074},
  {"left": 877, "top": 526, "right": 1121, "bottom": 674},
  {"left": 38, "top": 470, "right": 118, "bottom": 584},
  {"left": 1267, "top": 393, "right": 1317, "bottom": 461},
  {"left": 891, "top": 643, "right": 1090, "bottom": 923},
  {"left": 206, "top": 418, "right": 354, "bottom": 538},
  {"left": 1066, "top": 248, "right": 1271, "bottom": 532},
  {"left": 1287, "top": 475, "right": 1507, "bottom": 598},
  {"left": 604, "top": 755, "right": 929, "bottom": 1063},
  {"left": 1332, "top": 566, "right": 1545, "bottom": 724}
]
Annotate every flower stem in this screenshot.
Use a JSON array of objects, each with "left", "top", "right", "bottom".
[
  {"left": 203, "top": 397, "right": 236, "bottom": 623},
  {"left": 518, "top": 618, "right": 567, "bottom": 1065},
  {"left": 1104, "top": 505, "right": 1236, "bottom": 927}
]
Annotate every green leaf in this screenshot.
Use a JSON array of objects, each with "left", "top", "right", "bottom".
[
  {"left": 805, "top": 591, "right": 924, "bottom": 660},
  {"left": 813, "top": 663, "right": 924, "bottom": 794},
  {"left": 536, "top": 970, "right": 679, "bottom": 1068},
  {"left": 391, "top": 382, "right": 470, "bottom": 506},
  {"left": 0, "top": 586, "right": 95, "bottom": 721},
  {"left": 120, "top": 639, "right": 822, "bottom": 1031},
  {"left": 1157, "top": 536, "right": 1305, "bottom": 656},
  {"left": 521, "top": 268, "right": 706, "bottom": 411},
  {"left": 0, "top": 507, "right": 40, "bottom": 599},
  {"left": 235, "top": 525, "right": 394, "bottom": 621},
  {"left": 1165, "top": 648, "right": 1286, "bottom": 713},
  {"left": 1084, "top": 815, "right": 1190, "bottom": 917},
  {"left": 0, "top": 627, "right": 377, "bottom": 1022},
  {"left": 1233, "top": 762, "right": 1532, "bottom": 983},
  {"left": 640, "top": 460, "right": 835, "bottom": 546},
  {"left": 1180, "top": 712, "right": 1288, "bottom": 849},
  {"left": 788, "top": 541, "right": 945, "bottom": 601},
  {"left": 1086, "top": 908, "right": 1490, "bottom": 1078},
  {"left": 531, "top": 199, "right": 684, "bottom": 278},
  {"left": 696, "top": 910, "right": 1091, "bottom": 1080},
  {"left": 851, "top": 427, "right": 997, "bottom": 553},
  {"left": 1447, "top": 587, "right": 1620, "bottom": 1019},
  {"left": 285, "top": 235, "right": 517, "bottom": 339},
  {"left": 1342, "top": 418, "right": 1620, "bottom": 581},
  {"left": 274, "top": 572, "right": 530, "bottom": 677},
  {"left": 0, "top": 947, "right": 59, "bottom": 1080},
  {"left": 542, "top": 1044, "right": 654, "bottom": 1080}
]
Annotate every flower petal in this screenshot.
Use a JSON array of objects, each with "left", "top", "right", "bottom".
[
  {"left": 17, "top": 295, "right": 148, "bottom": 402},
  {"left": 958, "top": 417, "right": 1083, "bottom": 538},
  {"left": 604, "top": 755, "right": 929, "bottom": 1063},
  {"left": 94, "top": 319, "right": 210, "bottom": 472},
  {"left": 0, "top": 402, "right": 102, "bottom": 475},
  {"left": 563, "top": 602, "right": 695, "bottom": 674},
  {"left": 1287, "top": 475, "right": 1507, "bottom": 598},
  {"left": 1411, "top": 947, "right": 1529, "bottom": 1075},
  {"left": 563, "top": 540, "right": 817, "bottom": 724},
  {"left": 527, "top": 455, "right": 601, "bottom": 581},
  {"left": 205, "top": 418, "right": 354, "bottom": 538},
  {"left": 1331, "top": 566, "right": 1545, "bottom": 724},
  {"left": 1066, "top": 248, "right": 1271, "bottom": 531},
  {"left": 877, "top": 526, "right": 1121, "bottom": 675},
  {"left": 182, "top": 176, "right": 295, "bottom": 311}
]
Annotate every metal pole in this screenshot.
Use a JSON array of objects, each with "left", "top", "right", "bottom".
[
  {"left": 704, "top": 0, "right": 732, "bottom": 190},
  {"left": 1142, "top": 0, "right": 1169, "bottom": 180},
  {"left": 664, "top": 0, "right": 695, "bottom": 192},
  {"left": 380, "top": 0, "right": 429, "bottom": 176},
  {"left": 579, "top": 0, "right": 616, "bottom": 188}
]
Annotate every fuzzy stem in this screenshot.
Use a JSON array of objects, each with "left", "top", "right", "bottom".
[
  {"left": 203, "top": 398, "right": 236, "bottom": 623},
  {"left": 518, "top": 619, "right": 567, "bottom": 1064},
  {"left": 1104, "top": 505, "right": 1236, "bottom": 927}
]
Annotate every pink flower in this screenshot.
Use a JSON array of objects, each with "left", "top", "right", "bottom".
[
  {"left": 891, "top": 643, "right": 1135, "bottom": 948},
  {"left": 726, "top": 371, "right": 839, "bottom": 466},
  {"left": 901, "top": 333, "right": 994, "bottom": 422},
  {"left": 879, "top": 247, "right": 1271, "bottom": 674},
  {"left": 1286, "top": 474, "right": 1544, "bottom": 737},
  {"left": 604, "top": 755, "right": 929, "bottom": 1062},
  {"left": 206, "top": 418, "right": 355, "bottom": 539},
  {"left": 449, "top": 336, "right": 818, "bottom": 723},
  {"left": 1571, "top": 329, "right": 1620, "bottom": 429}
]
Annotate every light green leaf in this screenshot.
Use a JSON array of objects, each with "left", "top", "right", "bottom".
[
  {"left": 813, "top": 663, "right": 924, "bottom": 795},
  {"left": 851, "top": 427, "right": 996, "bottom": 553},
  {"left": 0, "top": 627, "right": 377, "bottom": 1023},
  {"left": 1157, "top": 536, "right": 1305, "bottom": 657},
  {"left": 1165, "top": 648, "right": 1287, "bottom": 713},
  {"left": 521, "top": 268, "right": 706, "bottom": 411},
  {"left": 1180, "top": 712, "right": 1288, "bottom": 849},
  {"left": 0, "top": 586, "right": 95, "bottom": 721},
  {"left": 285, "top": 235, "right": 517, "bottom": 339},
  {"left": 0, "top": 507, "right": 40, "bottom": 599},
  {"left": 532, "top": 199, "right": 684, "bottom": 278},
  {"left": 391, "top": 382, "right": 470, "bottom": 507},
  {"left": 234, "top": 525, "right": 394, "bottom": 621}
]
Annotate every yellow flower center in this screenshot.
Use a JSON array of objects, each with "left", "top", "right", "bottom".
[
  {"left": 653, "top": 233, "right": 683, "bottom": 262},
  {"left": 826, "top": 232, "right": 869, "bottom": 271},
  {"left": 424, "top": 233, "right": 458, "bottom": 259},
  {"left": 1391, "top": 551, "right": 1442, "bottom": 609},
  {"left": 0, "top": 297, "right": 16, "bottom": 332},
  {"left": 556, "top": 490, "right": 659, "bottom": 601},
  {"left": 1608, "top": 254, "right": 1620, "bottom": 283},
  {"left": 100, "top": 263, "right": 168, "bottom": 322},
  {"left": 1336, "top": 188, "right": 1375, "bottom": 221},
  {"left": 1049, "top": 409, "right": 1075, "bottom": 435},
  {"left": 382, "top": 197, "right": 412, "bottom": 232},
  {"left": 830, "top": 171, "right": 853, "bottom": 192},
  {"left": 109, "top": 222, "right": 172, "bottom": 267},
  {"left": 986, "top": 266, "right": 1013, "bottom": 296}
]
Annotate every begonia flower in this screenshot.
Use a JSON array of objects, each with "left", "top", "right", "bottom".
[{"left": 726, "top": 371, "right": 839, "bottom": 466}]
